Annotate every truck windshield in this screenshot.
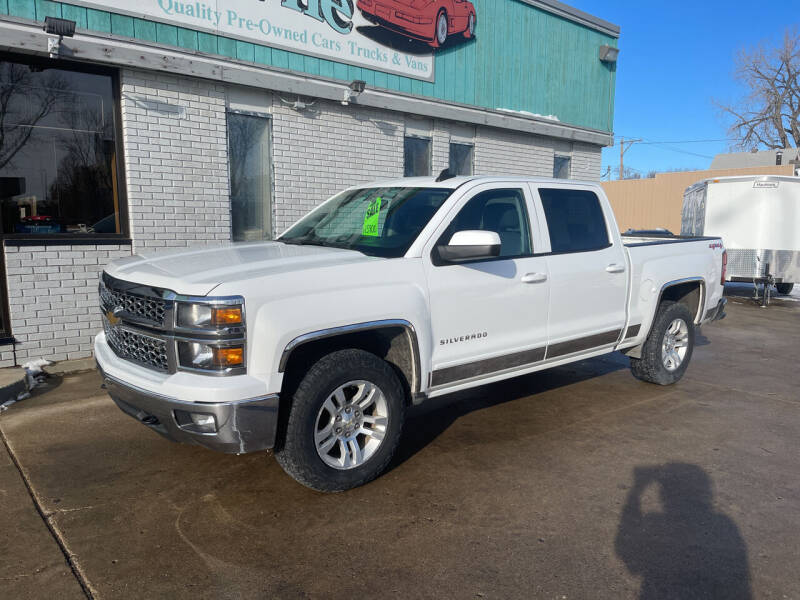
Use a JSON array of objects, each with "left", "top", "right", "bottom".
[{"left": 279, "top": 187, "right": 454, "bottom": 258}]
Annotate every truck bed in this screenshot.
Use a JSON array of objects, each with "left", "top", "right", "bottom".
[{"left": 622, "top": 232, "right": 722, "bottom": 247}]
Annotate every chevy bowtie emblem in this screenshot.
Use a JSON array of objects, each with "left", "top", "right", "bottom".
[{"left": 106, "top": 307, "right": 123, "bottom": 326}]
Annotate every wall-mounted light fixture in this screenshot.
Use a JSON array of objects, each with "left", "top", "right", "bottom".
[
  {"left": 598, "top": 44, "right": 619, "bottom": 64},
  {"left": 43, "top": 16, "right": 76, "bottom": 58},
  {"left": 342, "top": 80, "right": 366, "bottom": 106}
]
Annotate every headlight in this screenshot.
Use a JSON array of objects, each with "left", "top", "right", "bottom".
[
  {"left": 178, "top": 341, "right": 245, "bottom": 372},
  {"left": 177, "top": 303, "right": 243, "bottom": 329},
  {"left": 174, "top": 296, "right": 246, "bottom": 374}
]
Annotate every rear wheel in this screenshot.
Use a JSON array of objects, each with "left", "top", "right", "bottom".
[
  {"left": 275, "top": 349, "right": 406, "bottom": 492},
  {"left": 630, "top": 301, "right": 695, "bottom": 385},
  {"left": 776, "top": 282, "right": 794, "bottom": 295},
  {"left": 464, "top": 13, "right": 475, "bottom": 38}
]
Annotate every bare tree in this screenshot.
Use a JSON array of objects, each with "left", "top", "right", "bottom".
[
  {"left": 717, "top": 29, "right": 800, "bottom": 150},
  {"left": 0, "top": 63, "right": 71, "bottom": 170}
]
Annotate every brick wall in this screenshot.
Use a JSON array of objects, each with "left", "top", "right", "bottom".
[
  {"left": 572, "top": 142, "right": 603, "bottom": 181},
  {"left": 0, "top": 244, "right": 131, "bottom": 368},
  {"left": 268, "top": 99, "right": 601, "bottom": 233},
  {"left": 120, "top": 69, "right": 231, "bottom": 251},
  {"left": 270, "top": 98, "right": 405, "bottom": 234}
]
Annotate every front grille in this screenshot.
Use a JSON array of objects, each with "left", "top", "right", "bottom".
[
  {"left": 103, "top": 317, "right": 169, "bottom": 373},
  {"left": 100, "top": 283, "right": 167, "bottom": 326}
]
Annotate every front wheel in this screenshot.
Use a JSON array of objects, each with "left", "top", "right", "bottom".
[
  {"left": 275, "top": 349, "right": 406, "bottom": 492},
  {"left": 776, "top": 282, "right": 794, "bottom": 295},
  {"left": 432, "top": 10, "right": 448, "bottom": 47},
  {"left": 630, "top": 301, "right": 695, "bottom": 385}
]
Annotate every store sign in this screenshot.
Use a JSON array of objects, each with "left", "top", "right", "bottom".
[{"left": 70, "top": 0, "right": 440, "bottom": 81}]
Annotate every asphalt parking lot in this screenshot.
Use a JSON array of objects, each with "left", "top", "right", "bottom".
[{"left": 2, "top": 290, "right": 799, "bottom": 599}]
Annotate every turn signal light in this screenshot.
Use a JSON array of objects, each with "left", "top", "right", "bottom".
[
  {"left": 212, "top": 307, "right": 243, "bottom": 326},
  {"left": 213, "top": 346, "right": 244, "bottom": 368}
]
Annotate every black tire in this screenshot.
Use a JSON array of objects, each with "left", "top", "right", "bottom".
[
  {"left": 776, "top": 282, "right": 794, "bottom": 295},
  {"left": 630, "top": 301, "right": 695, "bottom": 386},
  {"left": 275, "top": 349, "right": 406, "bottom": 492}
]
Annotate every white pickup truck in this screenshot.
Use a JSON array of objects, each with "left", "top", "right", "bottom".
[{"left": 95, "top": 176, "right": 727, "bottom": 491}]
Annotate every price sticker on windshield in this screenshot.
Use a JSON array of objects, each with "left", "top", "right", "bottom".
[{"left": 362, "top": 196, "right": 382, "bottom": 237}]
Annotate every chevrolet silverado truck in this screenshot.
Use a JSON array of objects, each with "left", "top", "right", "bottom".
[{"left": 95, "top": 176, "right": 728, "bottom": 492}]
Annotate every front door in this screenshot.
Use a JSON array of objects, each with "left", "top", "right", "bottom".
[{"left": 424, "top": 184, "right": 550, "bottom": 389}]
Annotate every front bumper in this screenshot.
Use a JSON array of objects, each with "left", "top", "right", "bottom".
[
  {"left": 99, "top": 365, "right": 279, "bottom": 454},
  {"left": 358, "top": 1, "right": 434, "bottom": 42}
]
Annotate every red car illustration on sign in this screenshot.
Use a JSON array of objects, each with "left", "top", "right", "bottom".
[{"left": 357, "top": 0, "right": 477, "bottom": 48}]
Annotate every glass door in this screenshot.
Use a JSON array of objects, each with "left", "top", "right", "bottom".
[{"left": 227, "top": 112, "right": 273, "bottom": 242}]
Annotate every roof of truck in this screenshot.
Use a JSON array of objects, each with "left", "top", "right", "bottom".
[{"left": 357, "top": 175, "right": 603, "bottom": 189}]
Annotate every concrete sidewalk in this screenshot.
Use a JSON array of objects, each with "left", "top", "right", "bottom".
[
  {"left": 1, "top": 298, "right": 799, "bottom": 599},
  {"left": 0, "top": 427, "right": 84, "bottom": 598}
]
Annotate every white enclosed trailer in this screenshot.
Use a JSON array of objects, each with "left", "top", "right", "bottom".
[{"left": 682, "top": 175, "right": 800, "bottom": 294}]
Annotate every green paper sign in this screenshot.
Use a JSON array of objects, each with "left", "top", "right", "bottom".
[{"left": 362, "top": 197, "right": 382, "bottom": 237}]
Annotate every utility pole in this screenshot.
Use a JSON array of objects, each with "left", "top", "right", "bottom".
[{"left": 618, "top": 137, "right": 641, "bottom": 180}]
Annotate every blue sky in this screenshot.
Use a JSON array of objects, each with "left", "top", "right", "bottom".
[{"left": 566, "top": 1, "right": 794, "bottom": 177}]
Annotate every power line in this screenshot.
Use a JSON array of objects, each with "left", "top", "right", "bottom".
[
  {"left": 610, "top": 135, "right": 722, "bottom": 160},
  {"left": 634, "top": 138, "right": 733, "bottom": 145}
]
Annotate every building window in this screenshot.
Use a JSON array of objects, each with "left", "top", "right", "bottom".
[
  {"left": 553, "top": 155, "right": 571, "bottom": 179},
  {"left": 449, "top": 142, "right": 474, "bottom": 176},
  {"left": 0, "top": 55, "right": 125, "bottom": 237},
  {"left": 227, "top": 112, "right": 273, "bottom": 242},
  {"left": 404, "top": 136, "right": 431, "bottom": 177}
]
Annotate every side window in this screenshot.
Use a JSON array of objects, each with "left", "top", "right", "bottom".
[
  {"left": 539, "top": 188, "right": 610, "bottom": 253},
  {"left": 438, "top": 188, "right": 532, "bottom": 259}
]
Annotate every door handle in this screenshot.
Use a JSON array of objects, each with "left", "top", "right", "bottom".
[
  {"left": 606, "top": 263, "right": 625, "bottom": 274},
  {"left": 521, "top": 272, "right": 548, "bottom": 284}
]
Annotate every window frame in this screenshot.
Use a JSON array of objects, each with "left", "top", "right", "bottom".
[
  {"left": 553, "top": 154, "right": 571, "bottom": 180},
  {"left": 533, "top": 186, "right": 613, "bottom": 256},
  {"left": 430, "top": 186, "right": 536, "bottom": 267},
  {"left": 225, "top": 109, "right": 275, "bottom": 242},
  {"left": 403, "top": 135, "right": 432, "bottom": 177},
  {"left": 0, "top": 51, "right": 129, "bottom": 242},
  {"left": 448, "top": 141, "right": 474, "bottom": 176}
]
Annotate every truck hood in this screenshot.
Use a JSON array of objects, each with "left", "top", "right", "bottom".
[{"left": 105, "top": 242, "right": 378, "bottom": 296}]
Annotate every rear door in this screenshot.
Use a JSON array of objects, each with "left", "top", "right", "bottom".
[
  {"left": 531, "top": 185, "right": 628, "bottom": 358},
  {"left": 423, "top": 183, "right": 550, "bottom": 389}
]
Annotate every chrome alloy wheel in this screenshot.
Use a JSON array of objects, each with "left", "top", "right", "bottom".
[
  {"left": 314, "top": 381, "right": 389, "bottom": 470},
  {"left": 662, "top": 318, "right": 689, "bottom": 371},
  {"left": 468, "top": 14, "right": 475, "bottom": 36},
  {"left": 437, "top": 12, "right": 448, "bottom": 45}
]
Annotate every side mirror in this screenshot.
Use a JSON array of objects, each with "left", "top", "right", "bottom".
[{"left": 438, "top": 230, "right": 501, "bottom": 263}]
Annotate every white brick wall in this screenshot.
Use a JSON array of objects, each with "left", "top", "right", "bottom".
[
  {"left": 120, "top": 69, "right": 231, "bottom": 251},
  {"left": 270, "top": 98, "right": 405, "bottom": 233},
  {"left": 572, "top": 142, "right": 603, "bottom": 181},
  {"left": 0, "top": 244, "right": 131, "bottom": 367},
  {"left": 268, "top": 98, "right": 601, "bottom": 233}
]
